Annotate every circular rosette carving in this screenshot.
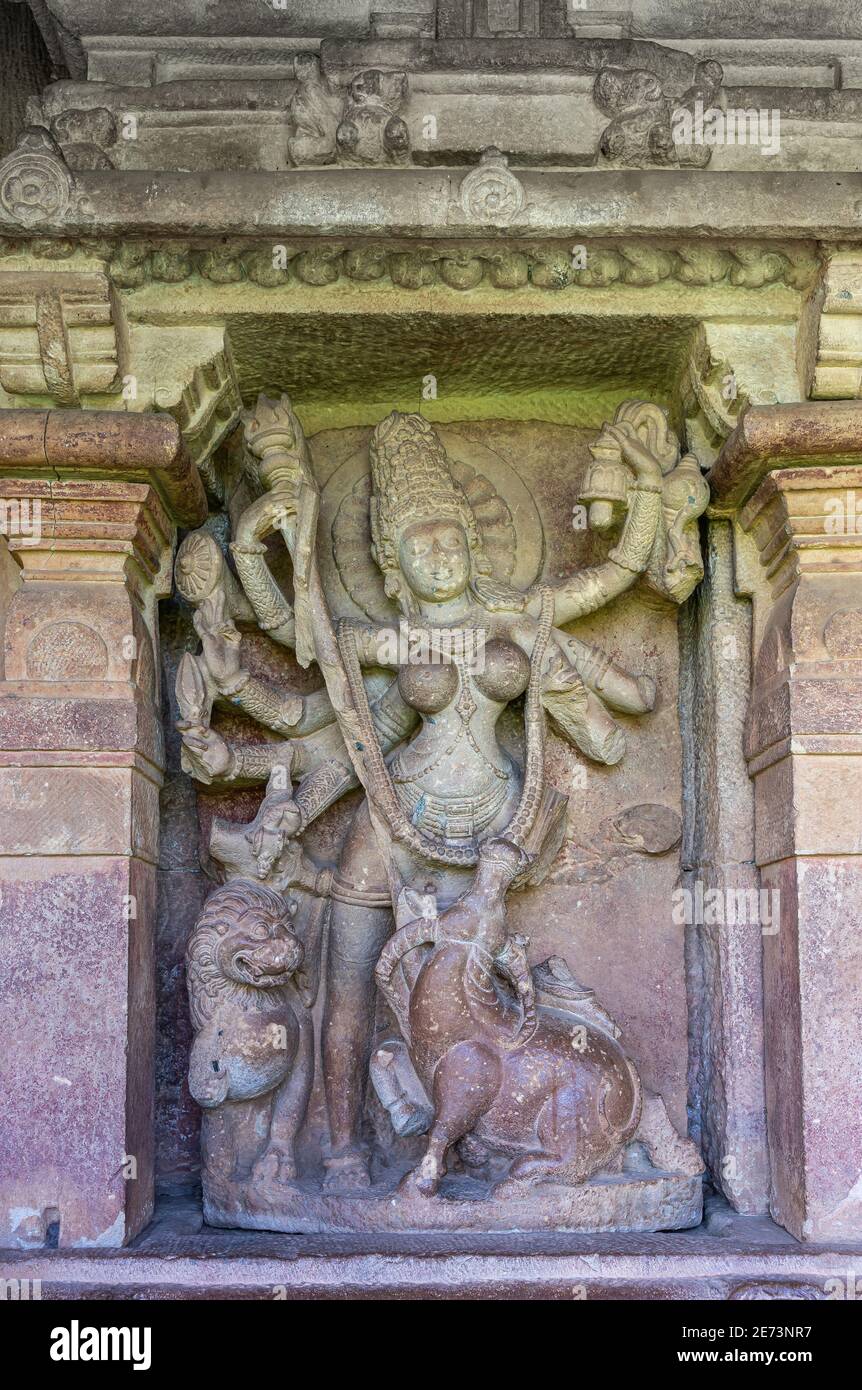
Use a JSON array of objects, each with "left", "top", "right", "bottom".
[
  {"left": 26, "top": 621, "right": 108, "bottom": 680},
  {"left": 321, "top": 428, "right": 544, "bottom": 623},
  {"left": 0, "top": 130, "right": 73, "bottom": 227},
  {"left": 458, "top": 148, "right": 526, "bottom": 226},
  {"left": 824, "top": 609, "right": 862, "bottom": 658},
  {"left": 175, "top": 531, "right": 223, "bottom": 605}
]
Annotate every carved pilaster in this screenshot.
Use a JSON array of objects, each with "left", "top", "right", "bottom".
[
  {"left": 0, "top": 408, "right": 203, "bottom": 1248},
  {"left": 709, "top": 401, "right": 862, "bottom": 1241},
  {"left": 679, "top": 519, "right": 768, "bottom": 1214}
]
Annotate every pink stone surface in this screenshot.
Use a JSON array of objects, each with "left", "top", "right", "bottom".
[
  {"left": 762, "top": 855, "right": 862, "bottom": 1241},
  {"left": 0, "top": 856, "right": 155, "bottom": 1247},
  {"left": 0, "top": 767, "right": 159, "bottom": 860},
  {"left": 0, "top": 477, "right": 167, "bottom": 1248}
]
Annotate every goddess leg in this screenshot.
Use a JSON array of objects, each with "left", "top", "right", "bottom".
[{"left": 322, "top": 800, "right": 391, "bottom": 1187}]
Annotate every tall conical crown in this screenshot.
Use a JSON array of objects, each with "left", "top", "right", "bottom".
[{"left": 368, "top": 412, "right": 489, "bottom": 582}]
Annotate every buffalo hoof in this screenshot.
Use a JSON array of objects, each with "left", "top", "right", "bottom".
[{"left": 397, "top": 1159, "right": 440, "bottom": 1199}]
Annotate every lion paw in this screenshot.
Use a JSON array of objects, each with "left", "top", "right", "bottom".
[{"left": 251, "top": 1144, "right": 297, "bottom": 1188}]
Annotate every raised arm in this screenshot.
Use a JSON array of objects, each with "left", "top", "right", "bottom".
[
  {"left": 548, "top": 424, "right": 664, "bottom": 628},
  {"left": 192, "top": 589, "right": 340, "bottom": 737},
  {"left": 230, "top": 493, "right": 296, "bottom": 649},
  {"left": 178, "top": 673, "right": 415, "bottom": 801}
]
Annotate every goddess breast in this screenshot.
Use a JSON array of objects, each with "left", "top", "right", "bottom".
[
  {"left": 397, "top": 662, "right": 459, "bottom": 714},
  {"left": 473, "top": 638, "right": 531, "bottom": 703},
  {"left": 396, "top": 637, "right": 530, "bottom": 715}
]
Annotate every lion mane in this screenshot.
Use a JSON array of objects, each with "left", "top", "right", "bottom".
[{"left": 186, "top": 879, "right": 296, "bottom": 1030}]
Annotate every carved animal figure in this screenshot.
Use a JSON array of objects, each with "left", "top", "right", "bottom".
[
  {"left": 288, "top": 53, "right": 344, "bottom": 167},
  {"left": 336, "top": 69, "right": 410, "bottom": 165},
  {"left": 594, "top": 67, "right": 673, "bottom": 167},
  {"left": 375, "top": 837, "right": 644, "bottom": 1196},
  {"left": 51, "top": 107, "right": 117, "bottom": 170},
  {"left": 187, "top": 879, "right": 313, "bottom": 1190}
]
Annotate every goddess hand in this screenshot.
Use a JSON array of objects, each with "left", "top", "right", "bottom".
[
  {"left": 248, "top": 799, "right": 304, "bottom": 877},
  {"left": 179, "top": 723, "right": 233, "bottom": 781},
  {"left": 234, "top": 492, "right": 297, "bottom": 548},
  {"left": 603, "top": 424, "right": 663, "bottom": 485},
  {"left": 194, "top": 591, "right": 243, "bottom": 689}
]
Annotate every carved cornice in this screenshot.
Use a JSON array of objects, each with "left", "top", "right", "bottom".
[
  {"left": 0, "top": 237, "right": 815, "bottom": 296},
  {"left": 0, "top": 161, "right": 858, "bottom": 239}
]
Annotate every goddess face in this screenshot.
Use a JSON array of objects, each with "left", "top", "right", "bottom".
[{"left": 398, "top": 518, "right": 471, "bottom": 604}]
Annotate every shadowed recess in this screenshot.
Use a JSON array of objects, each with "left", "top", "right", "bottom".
[{"left": 225, "top": 311, "right": 693, "bottom": 429}]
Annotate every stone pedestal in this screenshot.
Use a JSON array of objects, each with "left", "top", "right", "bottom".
[
  {"left": 204, "top": 1170, "right": 703, "bottom": 1236},
  {"left": 711, "top": 403, "right": 862, "bottom": 1242},
  {"left": 0, "top": 410, "right": 203, "bottom": 1248}
]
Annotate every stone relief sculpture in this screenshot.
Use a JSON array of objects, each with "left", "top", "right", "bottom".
[
  {"left": 177, "top": 393, "right": 707, "bottom": 1232},
  {"left": 286, "top": 60, "right": 412, "bottom": 167},
  {"left": 50, "top": 108, "right": 118, "bottom": 170},
  {"left": 336, "top": 70, "right": 411, "bottom": 166},
  {"left": 288, "top": 55, "right": 344, "bottom": 167},
  {"left": 594, "top": 60, "right": 724, "bottom": 168}
]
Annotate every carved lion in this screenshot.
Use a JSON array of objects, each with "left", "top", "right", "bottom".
[{"left": 186, "top": 879, "right": 314, "bottom": 1193}]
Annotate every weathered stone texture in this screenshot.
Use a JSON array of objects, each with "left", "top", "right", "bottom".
[
  {"left": 679, "top": 519, "right": 769, "bottom": 1213},
  {"left": 0, "top": 854, "right": 154, "bottom": 1246}
]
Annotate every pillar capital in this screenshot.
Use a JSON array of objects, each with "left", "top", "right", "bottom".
[{"left": 741, "top": 464, "right": 862, "bottom": 595}]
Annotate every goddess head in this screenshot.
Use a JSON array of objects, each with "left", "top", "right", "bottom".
[{"left": 369, "top": 412, "right": 492, "bottom": 615}]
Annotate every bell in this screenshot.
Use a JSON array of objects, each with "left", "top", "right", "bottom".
[{"left": 580, "top": 438, "right": 631, "bottom": 531}]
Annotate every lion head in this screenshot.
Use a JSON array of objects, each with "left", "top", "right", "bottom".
[{"left": 186, "top": 879, "right": 304, "bottom": 1029}]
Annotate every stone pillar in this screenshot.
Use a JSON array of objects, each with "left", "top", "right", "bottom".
[
  {"left": 679, "top": 518, "right": 769, "bottom": 1213},
  {"left": 0, "top": 409, "right": 205, "bottom": 1248},
  {"left": 710, "top": 402, "right": 862, "bottom": 1241}
]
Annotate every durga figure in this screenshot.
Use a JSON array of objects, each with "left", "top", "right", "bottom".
[{"left": 174, "top": 393, "right": 708, "bottom": 1229}]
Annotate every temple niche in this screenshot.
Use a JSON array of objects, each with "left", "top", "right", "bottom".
[
  {"left": 172, "top": 400, "right": 706, "bottom": 1232},
  {"left": 1, "top": 0, "right": 862, "bottom": 1306}
]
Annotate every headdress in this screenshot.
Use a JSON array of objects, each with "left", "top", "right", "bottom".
[{"left": 368, "top": 413, "right": 491, "bottom": 596}]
